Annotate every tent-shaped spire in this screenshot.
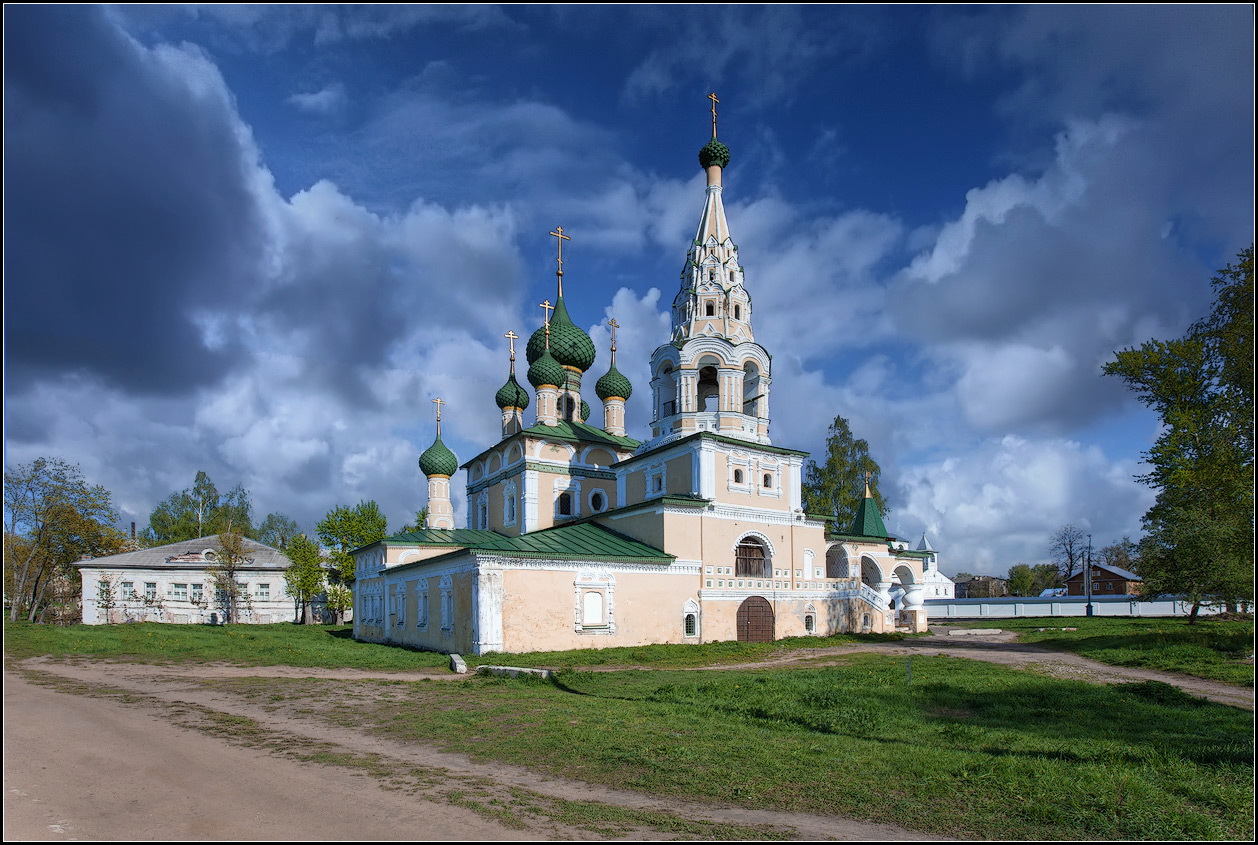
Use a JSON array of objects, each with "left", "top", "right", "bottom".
[{"left": 848, "top": 473, "right": 889, "bottom": 538}]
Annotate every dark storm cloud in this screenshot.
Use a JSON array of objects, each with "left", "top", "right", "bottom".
[{"left": 3, "top": 5, "right": 268, "bottom": 396}]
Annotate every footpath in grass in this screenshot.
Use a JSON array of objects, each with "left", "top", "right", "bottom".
[
  {"left": 951, "top": 616, "right": 1254, "bottom": 687},
  {"left": 300, "top": 654, "right": 1252, "bottom": 841}
]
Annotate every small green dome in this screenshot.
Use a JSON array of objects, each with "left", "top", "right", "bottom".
[
  {"left": 418, "top": 434, "right": 458, "bottom": 477},
  {"left": 595, "top": 363, "right": 633, "bottom": 401},
  {"left": 494, "top": 373, "right": 530, "bottom": 410},
  {"left": 698, "top": 137, "right": 730, "bottom": 170},
  {"left": 527, "top": 346, "right": 565, "bottom": 389},
  {"left": 525, "top": 298, "right": 596, "bottom": 372},
  {"left": 580, "top": 399, "right": 591, "bottom": 422}
]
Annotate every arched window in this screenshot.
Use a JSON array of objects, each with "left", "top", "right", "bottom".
[
  {"left": 705, "top": 301, "right": 715, "bottom": 317},
  {"left": 729, "top": 270, "right": 735, "bottom": 283},
  {"left": 734, "top": 304, "right": 741, "bottom": 320},
  {"left": 561, "top": 394, "right": 576, "bottom": 420},
  {"left": 583, "top": 591, "right": 604, "bottom": 625},
  {"left": 658, "top": 363, "right": 677, "bottom": 419},
  {"left": 733, "top": 469, "right": 744, "bottom": 484},
  {"left": 708, "top": 269, "right": 715, "bottom": 282},
  {"left": 684, "top": 613, "right": 697, "bottom": 637},
  {"left": 735, "top": 538, "right": 770, "bottom": 578},
  {"left": 826, "top": 547, "right": 849, "bottom": 579},
  {"left": 698, "top": 365, "right": 719, "bottom": 411},
  {"left": 762, "top": 473, "right": 772, "bottom": 488},
  {"left": 743, "top": 361, "right": 761, "bottom": 416},
  {"left": 558, "top": 492, "right": 572, "bottom": 516},
  {"left": 804, "top": 614, "right": 816, "bottom": 634}
]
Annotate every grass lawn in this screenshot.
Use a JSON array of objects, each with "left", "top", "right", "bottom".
[
  {"left": 2, "top": 621, "right": 449, "bottom": 670},
  {"left": 949, "top": 616, "right": 1255, "bottom": 687},
  {"left": 211, "top": 655, "right": 1253, "bottom": 840}
]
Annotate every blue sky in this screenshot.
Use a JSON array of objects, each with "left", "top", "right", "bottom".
[{"left": 4, "top": 5, "right": 1253, "bottom": 574}]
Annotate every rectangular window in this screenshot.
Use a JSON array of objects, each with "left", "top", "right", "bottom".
[
  {"left": 257, "top": 583, "right": 270, "bottom": 601},
  {"left": 172, "top": 583, "right": 188, "bottom": 601},
  {"left": 191, "top": 583, "right": 203, "bottom": 603},
  {"left": 144, "top": 582, "right": 157, "bottom": 601},
  {"left": 120, "top": 581, "right": 135, "bottom": 599}
]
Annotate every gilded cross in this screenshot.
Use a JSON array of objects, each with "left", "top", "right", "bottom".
[
  {"left": 550, "top": 226, "right": 571, "bottom": 296},
  {"left": 708, "top": 92, "right": 719, "bottom": 137},
  {"left": 505, "top": 330, "right": 519, "bottom": 361},
  {"left": 432, "top": 397, "right": 445, "bottom": 434},
  {"left": 539, "top": 299, "right": 554, "bottom": 326},
  {"left": 608, "top": 318, "right": 620, "bottom": 363}
]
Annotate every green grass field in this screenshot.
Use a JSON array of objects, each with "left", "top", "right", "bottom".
[
  {"left": 5, "top": 619, "right": 1253, "bottom": 839},
  {"left": 205, "top": 656, "right": 1253, "bottom": 840},
  {"left": 950, "top": 616, "right": 1255, "bottom": 687}
]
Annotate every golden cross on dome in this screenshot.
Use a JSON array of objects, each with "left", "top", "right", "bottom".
[
  {"left": 505, "top": 330, "right": 519, "bottom": 361},
  {"left": 539, "top": 299, "right": 554, "bottom": 326},
  {"left": 550, "top": 226, "right": 571, "bottom": 297},
  {"left": 432, "top": 397, "right": 445, "bottom": 435},
  {"left": 708, "top": 92, "right": 719, "bottom": 137},
  {"left": 608, "top": 318, "right": 620, "bottom": 364}
]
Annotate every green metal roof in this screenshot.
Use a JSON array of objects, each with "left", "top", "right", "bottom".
[
  {"left": 519, "top": 419, "right": 641, "bottom": 449},
  {"left": 494, "top": 372, "right": 530, "bottom": 410},
  {"left": 595, "top": 362, "right": 633, "bottom": 401},
  {"left": 848, "top": 495, "right": 890, "bottom": 539},
  {"left": 526, "top": 346, "right": 565, "bottom": 388},
  {"left": 418, "top": 434, "right": 459, "bottom": 477},
  {"left": 699, "top": 136, "right": 730, "bottom": 170},
  {"left": 389, "top": 522, "right": 673, "bottom": 567},
  {"left": 525, "top": 297, "right": 596, "bottom": 372},
  {"left": 385, "top": 529, "right": 505, "bottom": 545}
]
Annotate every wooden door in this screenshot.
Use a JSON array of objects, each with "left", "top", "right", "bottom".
[{"left": 736, "top": 596, "right": 775, "bottom": 643}]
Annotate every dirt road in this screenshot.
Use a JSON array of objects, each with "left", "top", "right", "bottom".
[{"left": 4, "top": 628, "right": 1249, "bottom": 840}]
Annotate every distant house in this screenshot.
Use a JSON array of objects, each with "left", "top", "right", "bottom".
[
  {"left": 916, "top": 534, "right": 955, "bottom": 599},
  {"left": 74, "top": 535, "right": 295, "bottom": 624},
  {"left": 953, "top": 574, "right": 1010, "bottom": 599},
  {"left": 1064, "top": 563, "right": 1142, "bottom": 597}
]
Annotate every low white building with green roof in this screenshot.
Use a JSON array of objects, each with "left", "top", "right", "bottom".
[{"left": 353, "top": 104, "right": 935, "bottom": 655}]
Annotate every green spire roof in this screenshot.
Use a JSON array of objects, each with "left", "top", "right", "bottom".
[
  {"left": 848, "top": 494, "right": 889, "bottom": 539},
  {"left": 494, "top": 372, "right": 530, "bottom": 410},
  {"left": 699, "top": 136, "right": 730, "bottom": 170},
  {"left": 418, "top": 434, "right": 458, "bottom": 477},
  {"left": 527, "top": 345, "right": 565, "bottom": 389},
  {"left": 526, "top": 297, "right": 595, "bottom": 372},
  {"left": 595, "top": 362, "right": 633, "bottom": 401}
]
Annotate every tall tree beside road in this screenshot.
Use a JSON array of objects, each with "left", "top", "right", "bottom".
[
  {"left": 1105, "top": 247, "right": 1254, "bottom": 619},
  {"left": 282, "top": 534, "right": 325, "bottom": 624},
  {"left": 1049, "top": 524, "right": 1088, "bottom": 582},
  {"left": 802, "top": 414, "right": 888, "bottom": 533},
  {"left": 4, "top": 457, "right": 127, "bottom": 622}
]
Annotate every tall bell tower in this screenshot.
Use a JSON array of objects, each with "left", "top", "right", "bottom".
[{"left": 646, "top": 94, "right": 772, "bottom": 448}]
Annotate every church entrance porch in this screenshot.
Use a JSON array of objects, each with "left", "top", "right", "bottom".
[{"left": 736, "top": 596, "right": 774, "bottom": 642}]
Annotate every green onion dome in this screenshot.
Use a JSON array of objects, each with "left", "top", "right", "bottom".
[
  {"left": 525, "top": 298, "right": 596, "bottom": 372},
  {"left": 418, "top": 434, "right": 458, "bottom": 478},
  {"left": 698, "top": 137, "right": 730, "bottom": 170},
  {"left": 527, "top": 346, "right": 565, "bottom": 389},
  {"left": 595, "top": 362, "right": 633, "bottom": 401},
  {"left": 580, "top": 400, "right": 591, "bottom": 422},
  {"left": 494, "top": 373, "right": 530, "bottom": 410}
]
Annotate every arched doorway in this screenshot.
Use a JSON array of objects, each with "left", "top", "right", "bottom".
[{"left": 736, "top": 596, "right": 774, "bottom": 642}]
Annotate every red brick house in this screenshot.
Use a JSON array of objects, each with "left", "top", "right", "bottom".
[{"left": 1064, "top": 563, "right": 1142, "bottom": 596}]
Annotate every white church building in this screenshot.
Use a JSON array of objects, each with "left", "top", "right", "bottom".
[{"left": 352, "top": 101, "right": 942, "bottom": 655}]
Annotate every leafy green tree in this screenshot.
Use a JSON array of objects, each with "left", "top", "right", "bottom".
[
  {"left": 1098, "top": 537, "right": 1139, "bottom": 573},
  {"left": 399, "top": 508, "right": 428, "bottom": 533},
  {"left": 802, "top": 415, "right": 888, "bottom": 533},
  {"left": 142, "top": 471, "right": 255, "bottom": 545},
  {"left": 1007, "top": 563, "right": 1061, "bottom": 596},
  {"left": 317, "top": 499, "right": 388, "bottom": 587},
  {"left": 1104, "top": 246, "right": 1254, "bottom": 620},
  {"left": 257, "top": 512, "right": 301, "bottom": 550},
  {"left": 282, "top": 533, "right": 325, "bottom": 624},
  {"left": 4, "top": 457, "right": 127, "bottom": 622}
]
